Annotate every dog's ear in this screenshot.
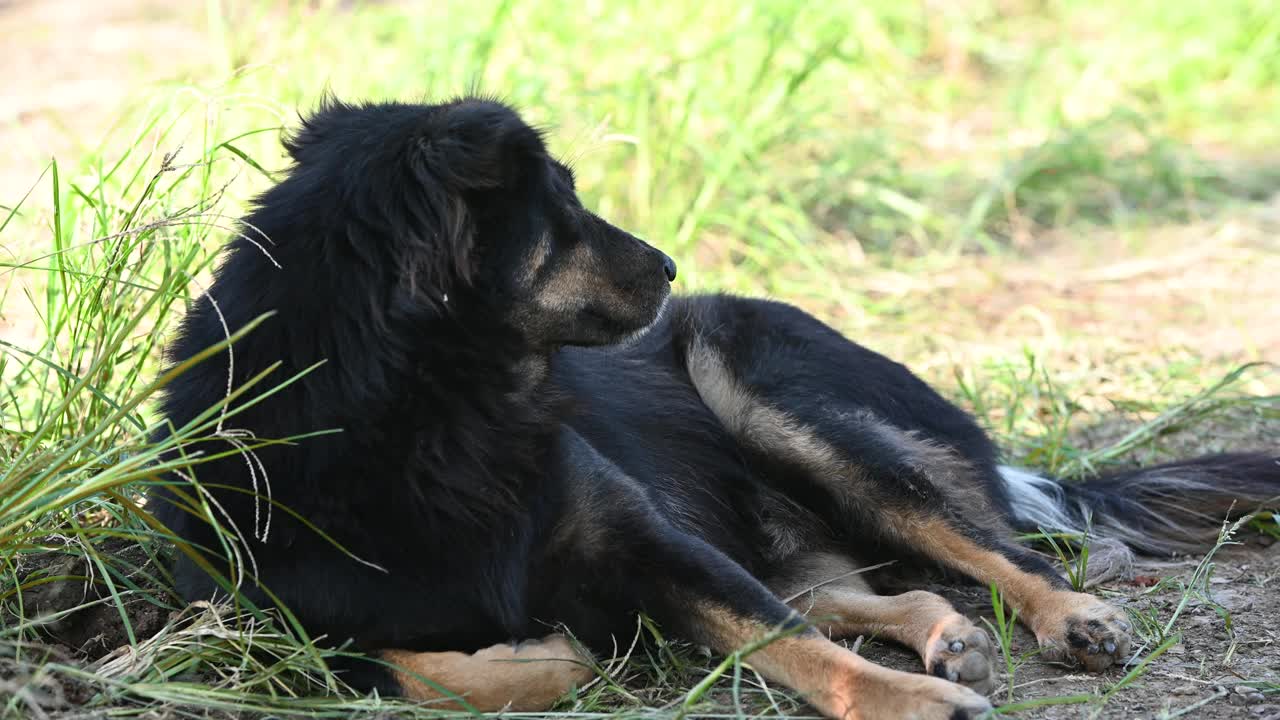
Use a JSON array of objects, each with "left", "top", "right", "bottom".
[
  {"left": 417, "top": 99, "right": 546, "bottom": 191},
  {"left": 383, "top": 101, "right": 544, "bottom": 307},
  {"left": 281, "top": 99, "right": 546, "bottom": 309}
]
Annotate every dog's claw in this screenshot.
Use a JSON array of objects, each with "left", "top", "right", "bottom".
[{"left": 925, "top": 616, "right": 996, "bottom": 695}]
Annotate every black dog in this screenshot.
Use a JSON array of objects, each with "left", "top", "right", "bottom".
[{"left": 151, "top": 96, "right": 1279, "bottom": 719}]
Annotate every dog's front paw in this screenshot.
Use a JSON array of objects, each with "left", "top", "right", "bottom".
[
  {"left": 857, "top": 667, "right": 995, "bottom": 720},
  {"left": 1034, "top": 592, "right": 1131, "bottom": 671}
]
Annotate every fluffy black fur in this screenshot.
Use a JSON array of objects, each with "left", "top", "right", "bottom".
[{"left": 151, "top": 96, "right": 1280, "bottom": 707}]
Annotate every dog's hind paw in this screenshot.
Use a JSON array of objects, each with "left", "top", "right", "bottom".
[
  {"left": 923, "top": 614, "right": 997, "bottom": 695},
  {"left": 1034, "top": 592, "right": 1132, "bottom": 672}
]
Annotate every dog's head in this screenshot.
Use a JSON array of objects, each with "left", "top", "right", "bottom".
[{"left": 281, "top": 96, "right": 675, "bottom": 349}]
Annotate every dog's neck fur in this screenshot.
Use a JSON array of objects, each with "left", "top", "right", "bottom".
[
  {"left": 407, "top": 323, "right": 555, "bottom": 415},
  {"left": 381, "top": 308, "right": 565, "bottom": 522}
]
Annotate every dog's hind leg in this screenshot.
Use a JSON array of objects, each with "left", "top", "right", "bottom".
[
  {"left": 555, "top": 428, "right": 992, "bottom": 720},
  {"left": 878, "top": 515, "right": 1133, "bottom": 672},
  {"left": 769, "top": 552, "right": 996, "bottom": 694},
  {"left": 681, "top": 299, "right": 1133, "bottom": 672},
  {"left": 379, "top": 634, "right": 594, "bottom": 711}
]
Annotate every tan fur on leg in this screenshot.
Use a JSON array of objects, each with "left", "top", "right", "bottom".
[
  {"left": 690, "top": 601, "right": 992, "bottom": 720},
  {"left": 902, "top": 519, "right": 1133, "bottom": 670},
  {"left": 771, "top": 552, "right": 996, "bottom": 694},
  {"left": 382, "top": 634, "right": 593, "bottom": 711}
]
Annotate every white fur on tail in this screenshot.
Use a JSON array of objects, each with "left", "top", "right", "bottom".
[
  {"left": 998, "top": 465, "right": 1135, "bottom": 583},
  {"left": 997, "top": 466, "right": 1084, "bottom": 536},
  {"left": 997, "top": 458, "right": 1267, "bottom": 557}
]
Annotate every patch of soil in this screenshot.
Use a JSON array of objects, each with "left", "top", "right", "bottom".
[
  {"left": 10, "top": 538, "right": 174, "bottom": 662},
  {"left": 0, "top": 0, "right": 208, "bottom": 204},
  {"left": 3, "top": 538, "right": 178, "bottom": 717},
  {"left": 859, "top": 537, "right": 1280, "bottom": 719}
]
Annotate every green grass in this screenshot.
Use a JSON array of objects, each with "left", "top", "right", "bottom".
[
  {"left": 982, "top": 584, "right": 1031, "bottom": 706},
  {"left": 2, "top": 0, "right": 1278, "bottom": 717}
]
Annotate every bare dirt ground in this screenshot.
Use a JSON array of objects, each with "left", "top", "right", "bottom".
[
  {"left": 0, "top": 0, "right": 208, "bottom": 203},
  {"left": 879, "top": 542, "right": 1280, "bottom": 719}
]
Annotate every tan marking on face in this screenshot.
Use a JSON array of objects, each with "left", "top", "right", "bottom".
[
  {"left": 382, "top": 634, "right": 592, "bottom": 712},
  {"left": 531, "top": 238, "right": 643, "bottom": 322},
  {"left": 517, "top": 230, "right": 554, "bottom": 285},
  {"left": 531, "top": 240, "right": 595, "bottom": 313}
]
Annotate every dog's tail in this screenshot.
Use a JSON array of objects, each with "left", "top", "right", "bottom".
[{"left": 999, "top": 453, "right": 1280, "bottom": 556}]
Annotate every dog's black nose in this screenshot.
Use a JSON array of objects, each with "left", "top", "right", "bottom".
[{"left": 662, "top": 255, "right": 677, "bottom": 282}]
